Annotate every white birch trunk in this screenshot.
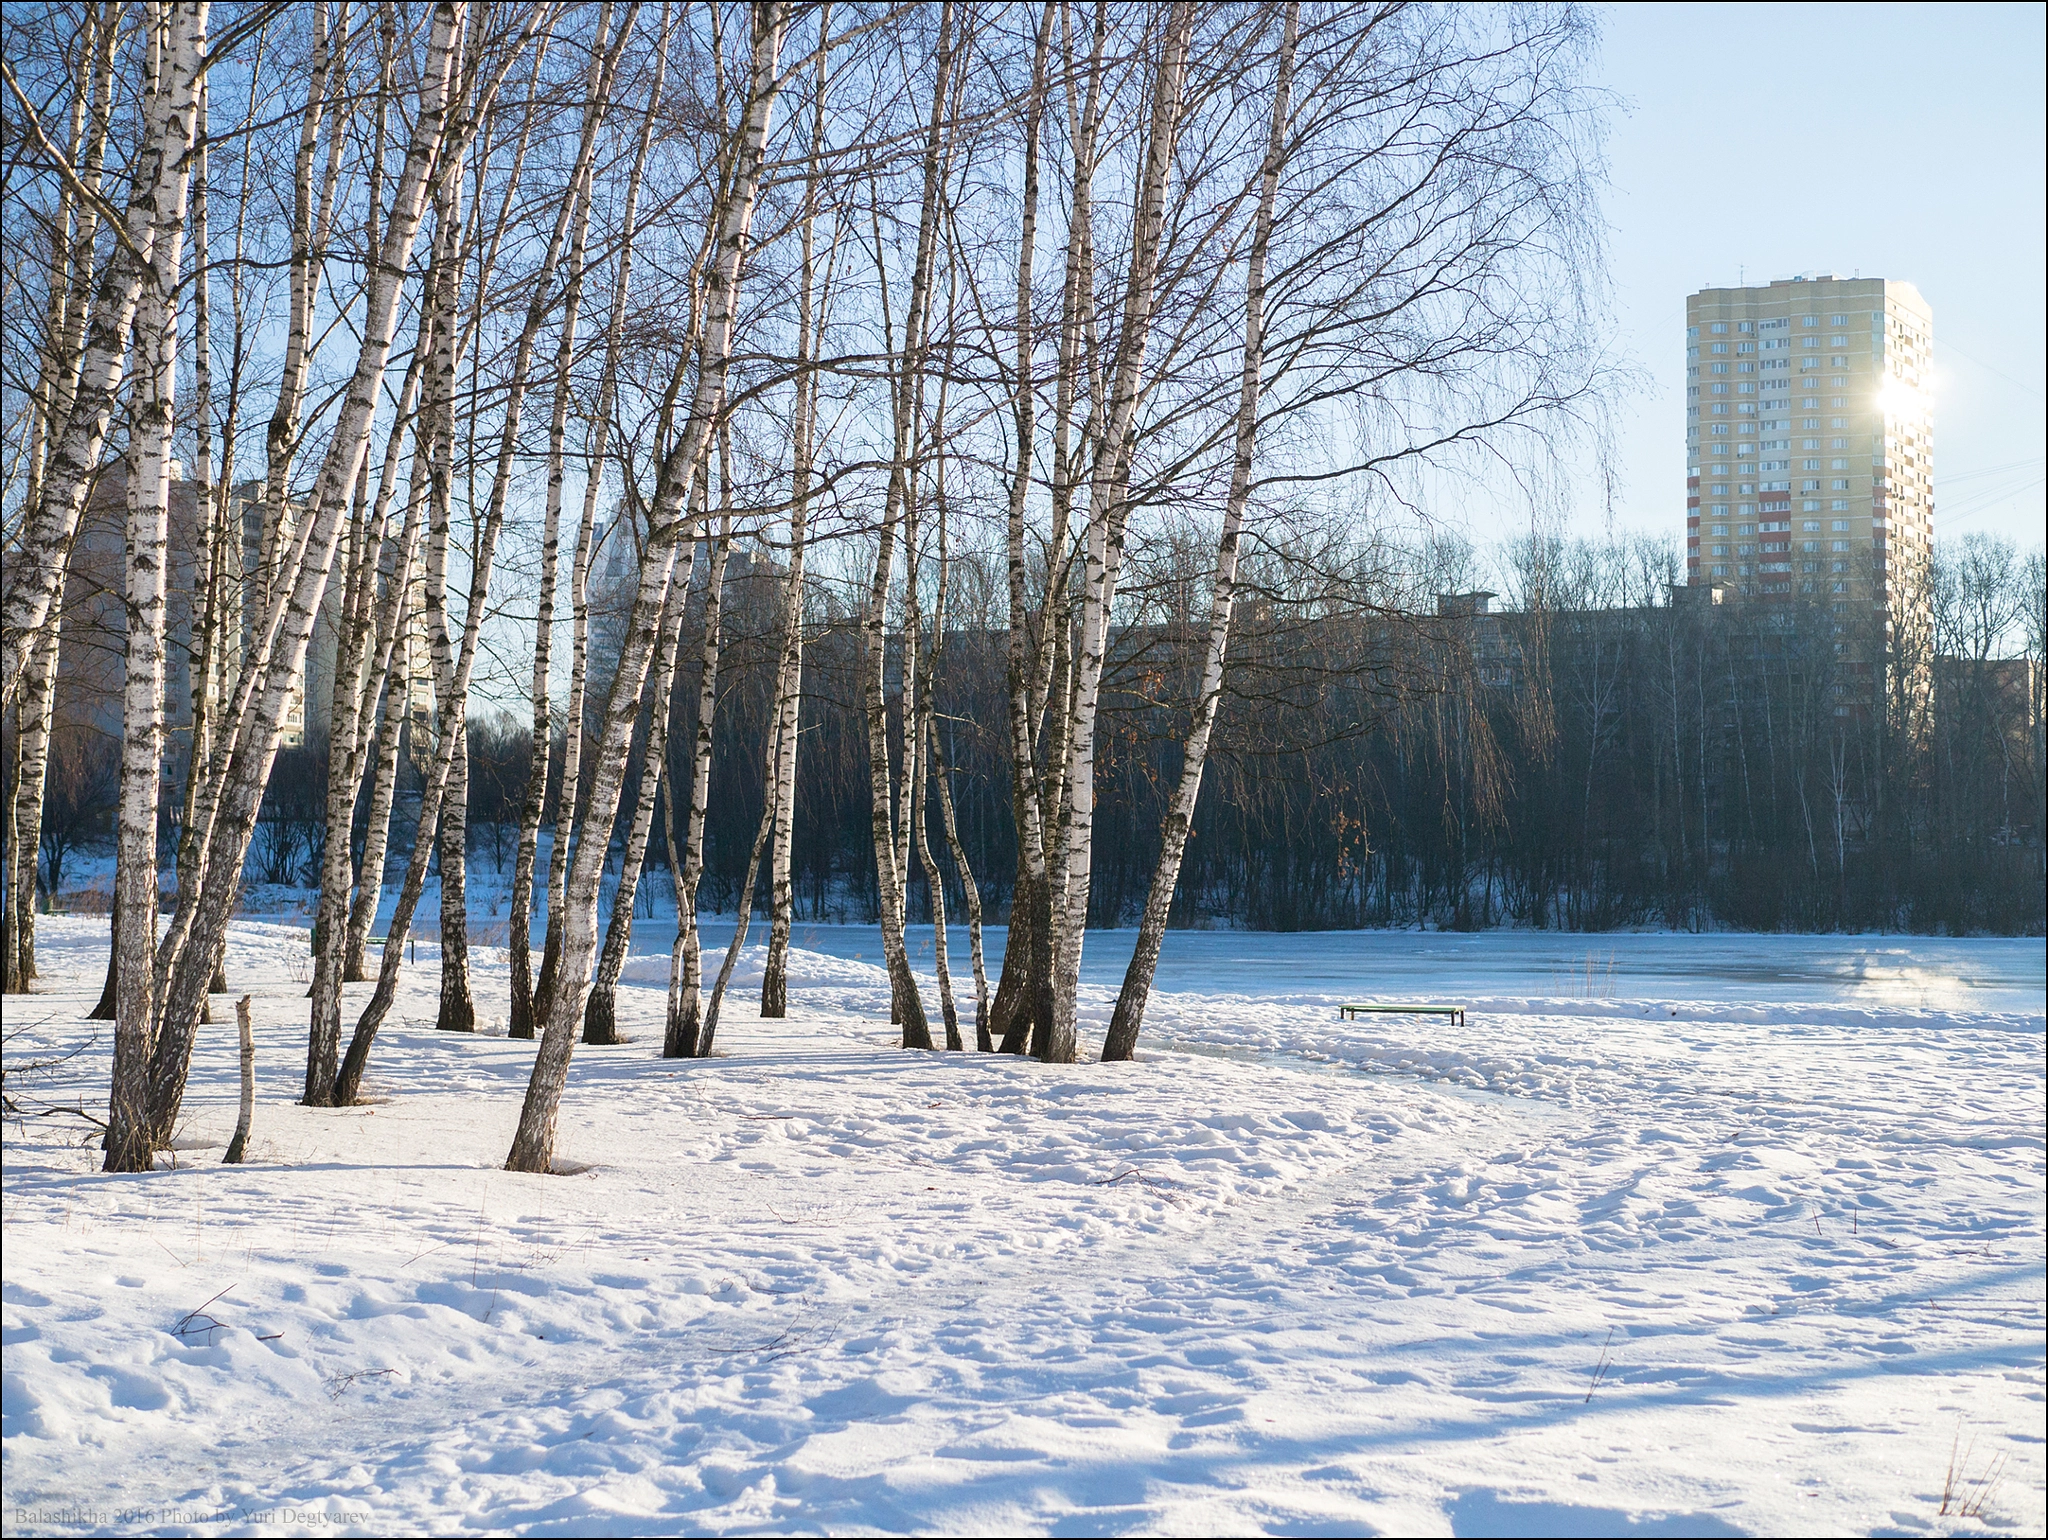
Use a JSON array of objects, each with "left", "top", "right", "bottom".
[
  {"left": 1047, "top": 3, "right": 1193, "bottom": 1065},
  {"left": 0, "top": 1, "right": 196, "bottom": 709},
  {"left": 760, "top": 9, "right": 830, "bottom": 1019},
  {"left": 666, "top": 507, "right": 728, "bottom": 1058},
  {"left": 1103, "top": 3, "right": 1295, "bottom": 1062},
  {"left": 145, "top": 2, "right": 463, "bottom": 1145},
  {"left": 106, "top": 1, "right": 207, "bottom": 1174},
  {"left": 508, "top": 0, "right": 786, "bottom": 1174},
  {"left": 511, "top": 1, "right": 636, "bottom": 1040}
]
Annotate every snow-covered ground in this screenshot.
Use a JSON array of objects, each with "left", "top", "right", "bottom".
[{"left": 3, "top": 916, "right": 2042, "bottom": 1536}]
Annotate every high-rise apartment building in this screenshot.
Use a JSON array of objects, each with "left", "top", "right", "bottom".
[{"left": 1683, "top": 275, "right": 1933, "bottom": 614}]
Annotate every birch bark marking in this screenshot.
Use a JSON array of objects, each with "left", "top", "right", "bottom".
[
  {"left": 664, "top": 510, "right": 729, "bottom": 1059},
  {"left": 309, "top": 346, "right": 428, "bottom": 1096},
  {"left": 861, "top": 0, "right": 955, "bottom": 1052},
  {"left": 1104, "top": 3, "right": 1294, "bottom": 1062},
  {"left": 986, "top": 2, "right": 1062, "bottom": 1055},
  {"left": 510, "top": 0, "right": 787, "bottom": 1174},
  {"left": 146, "top": 2, "right": 464, "bottom": 1146},
  {"left": 8, "top": 618, "right": 61, "bottom": 991},
  {"left": 0, "top": 1, "right": 196, "bottom": 708},
  {"left": 760, "top": 3, "right": 831, "bottom": 1021},
  {"left": 254, "top": 1, "right": 345, "bottom": 622},
  {"left": 1047, "top": 3, "right": 1193, "bottom": 1065},
  {"left": 584, "top": 521, "right": 697, "bottom": 1046},
  {"left": 107, "top": 1, "right": 207, "bottom": 1175},
  {"left": 512, "top": 0, "right": 638, "bottom": 1040},
  {"left": 222, "top": 995, "right": 254, "bottom": 1164},
  {"left": 336, "top": 10, "right": 631, "bottom": 1090},
  {"left": 929, "top": 713, "right": 989, "bottom": 1047},
  {"left": 7, "top": 8, "right": 113, "bottom": 990}
]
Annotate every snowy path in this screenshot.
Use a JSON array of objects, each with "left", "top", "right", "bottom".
[{"left": 3, "top": 918, "right": 2042, "bottom": 1536}]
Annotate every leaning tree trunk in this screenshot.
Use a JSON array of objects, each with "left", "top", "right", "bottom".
[
  {"left": 145, "top": 2, "right": 461, "bottom": 1149},
  {"left": 583, "top": 530, "right": 695, "bottom": 1046},
  {"left": 1104, "top": 4, "right": 1294, "bottom": 1063},
  {"left": 307, "top": 338, "right": 427, "bottom": 1099},
  {"left": 0, "top": 0, "right": 194, "bottom": 710},
  {"left": 510, "top": 4, "right": 631, "bottom": 1040},
  {"left": 929, "top": 715, "right": 989, "bottom": 1048},
  {"left": 698, "top": 780, "right": 775, "bottom": 1059},
  {"left": 509, "top": 1, "right": 786, "bottom": 1175}
]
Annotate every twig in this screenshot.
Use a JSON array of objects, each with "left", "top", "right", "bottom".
[
  {"left": 173, "top": 1284, "right": 238, "bottom": 1346},
  {"left": 1585, "top": 1326, "right": 1615, "bottom": 1403}
]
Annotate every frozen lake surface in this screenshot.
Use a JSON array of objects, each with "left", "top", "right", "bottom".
[{"left": 653, "top": 918, "right": 2047, "bottom": 1013}]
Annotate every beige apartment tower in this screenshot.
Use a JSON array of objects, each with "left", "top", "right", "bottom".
[{"left": 1684, "top": 274, "right": 1932, "bottom": 613}]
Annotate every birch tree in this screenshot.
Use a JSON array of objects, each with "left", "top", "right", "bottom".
[
  {"left": 1102, "top": 2, "right": 1294, "bottom": 1062},
  {"left": 509, "top": 0, "right": 787, "bottom": 1173},
  {"left": 106, "top": 0, "right": 208, "bottom": 1174},
  {"left": 141, "top": 0, "right": 465, "bottom": 1154}
]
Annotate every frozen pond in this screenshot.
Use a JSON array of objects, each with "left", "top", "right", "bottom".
[{"left": 649, "top": 918, "right": 2045, "bottom": 1014}]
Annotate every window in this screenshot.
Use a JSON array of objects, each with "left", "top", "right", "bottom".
[
  {"left": 1739, "top": 322, "right": 1754, "bottom": 333},
  {"left": 1803, "top": 337, "right": 1819, "bottom": 349},
  {"left": 1712, "top": 342, "right": 1728, "bottom": 354},
  {"left": 1711, "top": 504, "right": 1729, "bottom": 517},
  {"left": 1804, "top": 398, "right": 1820, "bottom": 409},
  {"left": 1802, "top": 438, "right": 1820, "bottom": 450},
  {"left": 1802, "top": 520, "right": 1822, "bottom": 532},
  {"left": 1802, "top": 316, "right": 1818, "bottom": 327},
  {"left": 1711, "top": 424, "right": 1729, "bottom": 435},
  {"left": 1830, "top": 417, "right": 1846, "bottom": 429},
  {"left": 1803, "top": 461, "right": 1821, "bottom": 473},
  {"left": 1738, "top": 524, "right": 1755, "bottom": 536},
  {"left": 1711, "top": 322, "right": 1728, "bottom": 334},
  {"left": 1830, "top": 504, "right": 1849, "bottom": 515},
  {"left": 1803, "top": 499, "right": 1821, "bottom": 512},
  {"left": 1712, "top": 363, "right": 1729, "bottom": 374},
  {"left": 1830, "top": 314, "right": 1847, "bottom": 325},
  {"left": 1686, "top": 325, "right": 1699, "bottom": 338},
  {"left": 1710, "top": 483, "right": 1729, "bottom": 495},
  {"left": 1710, "top": 564, "right": 1727, "bottom": 577},
  {"left": 1713, "top": 404, "right": 1728, "bottom": 415},
  {"left": 1711, "top": 544, "right": 1728, "bottom": 556},
  {"left": 1712, "top": 524, "right": 1730, "bottom": 536},
  {"left": 1737, "top": 342, "right": 1755, "bottom": 354},
  {"left": 1737, "top": 544, "right": 1755, "bottom": 556},
  {"left": 1738, "top": 363, "right": 1755, "bottom": 373},
  {"left": 1739, "top": 483, "right": 1756, "bottom": 494},
  {"left": 1738, "top": 503, "right": 1755, "bottom": 516},
  {"left": 1832, "top": 518, "right": 1849, "bottom": 530},
  {"left": 1831, "top": 540, "right": 1849, "bottom": 552},
  {"left": 1831, "top": 478, "right": 1849, "bottom": 490},
  {"left": 1829, "top": 396, "right": 1845, "bottom": 407},
  {"left": 1830, "top": 336, "right": 1847, "bottom": 347},
  {"left": 1738, "top": 383, "right": 1756, "bottom": 394}
]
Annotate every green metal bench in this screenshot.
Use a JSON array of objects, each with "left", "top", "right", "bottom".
[{"left": 1339, "top": 1002, "right": 1466, "bottom": 1027}]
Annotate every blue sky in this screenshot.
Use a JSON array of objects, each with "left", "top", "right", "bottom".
[{"left": 1580, "top": 1, "right": 2045, "bottom": 551}]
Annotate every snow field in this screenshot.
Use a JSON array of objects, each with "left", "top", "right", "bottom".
[{"left": 2, "top": 915, "right": 2043, "bottom": 1536}]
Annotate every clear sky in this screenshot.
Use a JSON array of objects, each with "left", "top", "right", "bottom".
[{"left": 1580, "top": 1, "right": 2046, "bottom": 552}]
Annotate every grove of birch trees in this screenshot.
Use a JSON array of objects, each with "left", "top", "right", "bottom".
[{"left": 1, "top": 0, "right": 1611, "bottom": 1172}]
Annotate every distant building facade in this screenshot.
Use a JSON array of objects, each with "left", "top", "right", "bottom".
[{"left": 1683, "top": 274, "right": 1933, "bottom": 625}]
